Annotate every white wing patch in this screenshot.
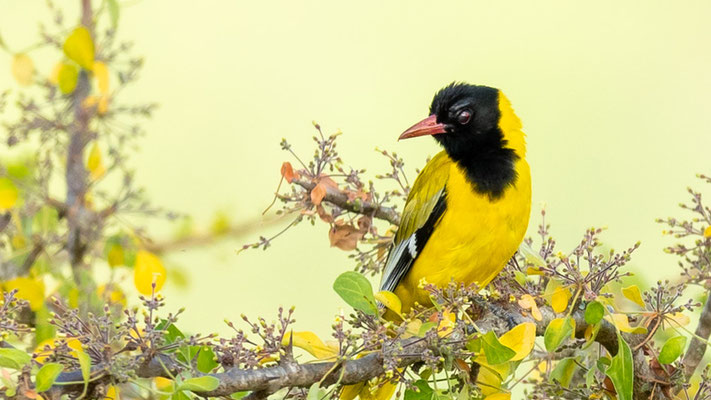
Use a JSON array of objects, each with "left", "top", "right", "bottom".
[{"left": 379, "top": 234, "right": 416, "bottom": 293}]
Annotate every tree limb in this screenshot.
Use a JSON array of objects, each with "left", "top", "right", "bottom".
[
  {"left": 291, "top": 178, "right": 400, "bottom": 226},
  {"left": 681, "top": 288, "right": 711, "bottom": 378}
]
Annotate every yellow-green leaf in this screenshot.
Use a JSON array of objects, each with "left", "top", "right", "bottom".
[
  {"left": 374, "top": 290, "right": 401, "bottom": 317},
  {"left": 57, "top": 62, "right": 79, "bottom": 94},
  {"left": 0, "top": 178, "right": 19, "bottom": 210},
  {"left": 658, "top": 335, "right": 687, "bottom": 364},
  {"left": 76, "top": 350, "right": 91, "bottom": 396},
  {"left": 550, "top": 358, "right": 577, "bottom": 388},
  {"left": 133, "top": 250, "right": 167, "bottom": 295},
  {"left": 4, "top": 277, "right": 45, "bottom": 311},
  {"left": 544, "top": 316, "right": 575, "bottom": 352},
  {"left": 584, "top": 301, "right": 605, "bottom": 325},
  {"left": 106, "top": 242, "right": 125, "bottom": 267},
  {"left": 498, "top": 322, "right": 536, "bottom": 361},
  {"left": 481, "top": 331, "right": 515, "bottom": 365},
  {"left": 93, "top": 61, "right": 109, "bottom": 95},
  {"left": 63, "top": 27, "right": 95, "bottom": 70},
  {"left": 606, "top": 332, "right": 633, "bottom": 400},
  {"left": 551, "top": 286, "right": 571, "bottom": 313},
  {"left": 332, "top": 271, "right": 377, "bottom": 316},
  {"left": 107, "top": 0, "right": 120, "bottom": 29},
  {"left": 282, "top": 331, "right": 338, "bottom": 360},
  {"left": 35, "top": 362, "right": 64, "bottom": 392},
  {"left": 178, "top": 376, "right": 220, "bottom": 392},
  {"left": 11, "top": 53, "right": 34, "bottom": 86},
  {"left": 606, "top": 314, "right": 647, "bottom": 334},
  {"left": 0, "top": 348, "right": 31, "bottom": 370},
  {"left": 87, "top": 142, "right": 106, "bottom": 180},
  {"left": 621, "top": 285, "right": 645, "bottom": 307}
]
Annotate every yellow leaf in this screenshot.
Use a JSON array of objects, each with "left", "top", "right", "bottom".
[
  {"left": 87, "top": 142, "right": 106, "bottom": 180},
  {"left": 477, "top": 365, "right": 504, "bottom": 396},
  {"left": 525, "top": 266, "right": 544, "bottom": 276},
  {"left": 104, "top": 385, "right": 120, "bottom": 400},
  {"left": 484, "top": 393, "right": 511, "bottom": 400},
  {"left": 666, "top": 312, "right": 690, "bottom": 327},
  {"left": 63, "top": 27, "right": 95, "bottom": 70},
  {"left": 107, "top": 243, "right": 124, "bottom": 267},
  {"left": 375, "top": 290, "right": 401, "bottom": 316},
  {"left": 437, "top": 310, "right": 456, "bottom": 337},
  {"left": 133, "top": 250, "right": 167, "bottom": 295},
  {"left": 154, "top": 377, "right": 173, "bottom": 391},
  {"left": 621, "top": 285, "right": 645, "bottom": 307},
  {"left": 606, "top": 313, "right": 647, "bottom": 334},
  {"left": 34, "top": 338, "right": 82, "bottom": 364},
  {"left": 11, "top": 54, "right": 34, "bottom": 86},
  {"left": 498, "top": 322, "right": 536, "bottom": 361},
  {"left": 282, "top": 331, "right": 338, "bottom": 360},
  {"left": 705, "top": 226, "right": 711, "bottom": 238},
  {"left": 518, "top": 294, "right": 542, "bottom": 321},
  {"left": 97, "top": 284, "right": 126, "bottom": 307},
  {"left": 93, "top": 61, "right": 109, "bottom": 95},
  {"left": 551, "top": 286, "right": 571, "bottom": 313},
  {"left": 340, "top": 383, "right": 364, "bottom": 400},
  {"left": 49, "top": 63, "right": 62, "bottom": 84},
  {"left": 359, "top": 380, "right": 397, "bottom": 400},
  {"left": 57, "top": 62, "right": 79, "bottom": 94},
  {"left": 98, "top": 96, "right": 110, "bottom": 115},
  {"left": 4, "top": 277, "right": 45, "bottom": 311},
  {"left": 82, "top": 95, "right": 99, "bottom": 109},
  {"left": 0, "top": 178, "right": 19, "bottom": 210}
]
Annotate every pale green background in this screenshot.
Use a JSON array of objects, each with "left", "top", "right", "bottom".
[{"left": 1, "top": 1, "right": 710, "bottom": 339}]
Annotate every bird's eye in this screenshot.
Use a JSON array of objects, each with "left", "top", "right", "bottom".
[{"left": 456, "top": 110, "right": 472, "bottom": 125}]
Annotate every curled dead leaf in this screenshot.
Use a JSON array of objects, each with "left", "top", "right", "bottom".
[
  {"left": 329, "top": 223, "right": 365, "bottom": 251},
  {"left": 280, "top": 162, "right": 300, "bottom": 183},
  {"left": 310, "top": 183, "right": 327, "bottom": 205}
]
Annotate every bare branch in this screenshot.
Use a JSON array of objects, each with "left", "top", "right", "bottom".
[
  {"left": 292, "top": 177, "right": 400, "bottom": 226},
  {"left": 682, "top": 289, "right": 711, "bottom": 378}
]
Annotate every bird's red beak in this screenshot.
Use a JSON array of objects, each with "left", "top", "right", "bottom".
[{"left": 398, "top": 114, "right": 447, "bottom": 140}]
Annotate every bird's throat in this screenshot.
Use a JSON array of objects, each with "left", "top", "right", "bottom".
[{"left": 449, "top": 141, "right": 519, "bottom": 200}]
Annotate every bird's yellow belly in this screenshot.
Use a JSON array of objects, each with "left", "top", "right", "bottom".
[{"left": 394, "top": 160, "right": 531, "bottom": 311}]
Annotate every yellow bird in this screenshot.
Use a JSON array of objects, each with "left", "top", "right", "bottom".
[{"left": 381, "top": 82, "right": 531, "bottom": 313}]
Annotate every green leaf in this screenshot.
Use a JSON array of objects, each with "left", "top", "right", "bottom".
[
  {"left": 172, "top": 391, "right": 193, "bottom": 400},
  {"left": 418, "top": 322, "right": 437, "bottom": 337},
  {"left": 306, "top": 382, "right": 327, "bottom": 400},
  {"left": 35, "top": 362, "right": 64, "bottom": 392},
  {"left": 584, "top": 301, "right": 604, "bottom": 325},
  {"left": 230, "top": 392, "right": 248, "bottom": 400},
  {"left": 550, "top": 358, "right": 577, "bottom": 388},
  {"left": 404, "top": 380, "right": 434, "bottom": 400},
  {"left": 107, "top": 0, "right": 120, "bottom": 29},
  {"left": 544, "top": 316, "right": 575, "bottom": 352},
  {"left": 178, "top": 376, "right": 220, "bottom": 392},
  {"left": 196, "top": 346, "right": 218, "bottom": 373},
  {"left": 63, "top": 27, "right": 95, "bottom": 70},
  {"left": 0, "top": 348, "right": 31, "bottom": 370},
  {"left": 658, "top": 335, "right": 687, "bottom": 364},
  {"left": 481, "top": 331, "right": 516, "bottom": 365},
  {"left": 606, "top": 332, "right": 634, "bottom": 400},
  {"left": 332, "top": 271, "right": 377, "bottom": 315},
  {"left": 77, "top": 350, "right": 91, "bottom": 395}
]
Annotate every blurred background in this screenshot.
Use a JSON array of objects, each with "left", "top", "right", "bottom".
[{"left": 1, "top": 0, "right": 710, "bottom": 339}]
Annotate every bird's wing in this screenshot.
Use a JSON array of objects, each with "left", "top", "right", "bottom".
[{"left": 379, "top": 151, "right": 452, "bottom": 293}]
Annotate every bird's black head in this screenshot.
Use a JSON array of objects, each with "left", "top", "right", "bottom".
[{"left": 399, "top": 82, "right": 520, "bottom": 198}]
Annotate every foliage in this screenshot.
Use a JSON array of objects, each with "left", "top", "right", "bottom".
[{"left": 0, "top": 1, "right": 710, "bottom": 400}]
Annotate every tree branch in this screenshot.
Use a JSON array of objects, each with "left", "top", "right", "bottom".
[
  {"left": 291, "top": 178, "right": 400, "bottom": 226},
  {"left": 681, "top": 288, "right": 711, "bottom": 378},
  {"left": 39, "top": 301, "right": 630, "bottom": 399}
]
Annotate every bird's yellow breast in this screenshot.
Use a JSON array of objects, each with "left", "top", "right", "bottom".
[{"left": 393, "top": 157, "right": 531, "bottom": 311}]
